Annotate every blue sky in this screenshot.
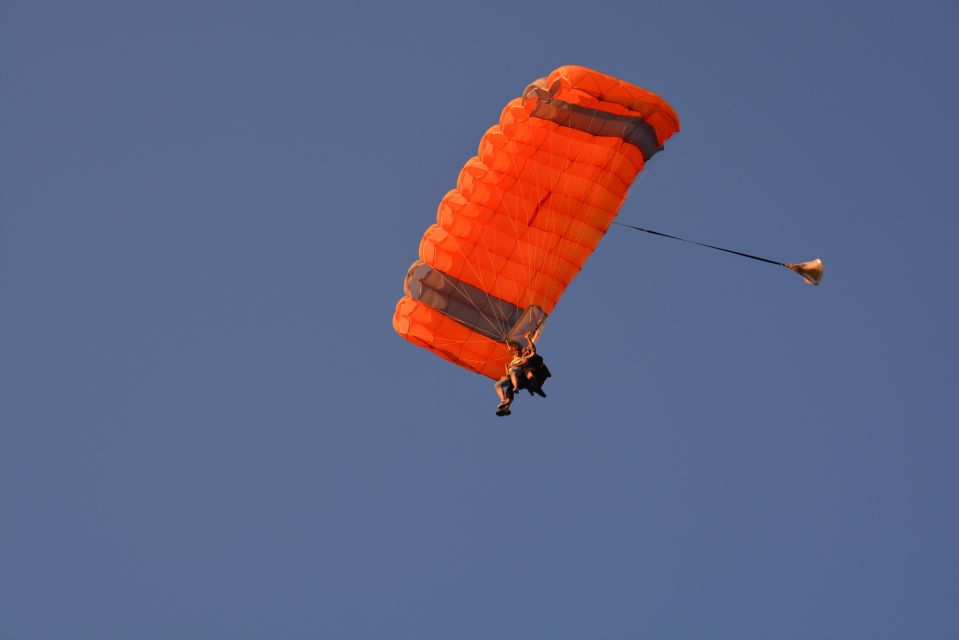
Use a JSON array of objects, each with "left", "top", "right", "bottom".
[{"left": 2, "top": 1, "right": 957, "bottom": 638}]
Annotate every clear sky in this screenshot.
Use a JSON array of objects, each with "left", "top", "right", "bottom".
[{"left": 2, "top": 1, "right": 957, "bottom": 638}]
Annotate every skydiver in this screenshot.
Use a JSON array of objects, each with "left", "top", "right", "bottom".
[
  {"left": 494, "top": 342, "right": 523, "bottom": 416},
  {"left": 518, "top": 339, "right": 550, "bottom": 399},
  {"left": 494, "top": 332, "right": 550, "bottom": 417}
]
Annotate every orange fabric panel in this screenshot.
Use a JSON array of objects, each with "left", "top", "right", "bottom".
[
  {"left": 395, "top": 66, "right": 680, "bottom": 378},
  {"left": 433, "top": 206, "right": 583, "bottom": 283},
  {"left": 434, "top": 191, "right": 595, "bottom": 279},
  {"left": 489, "top": 118, "right": 646, "bottom": 182},
  {"left": 419, "top": 223, "right": 569, "bottom": 313},
  {"left": 393, "top": 297, "right": 509, "bottom": 379},
  {"left": 456, "top": 157, "right": 626, "bottom": 235}
]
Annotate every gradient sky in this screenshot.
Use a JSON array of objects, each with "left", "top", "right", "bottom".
[{"left": 2, "top": 1, "right": 957, "bottom": 638}]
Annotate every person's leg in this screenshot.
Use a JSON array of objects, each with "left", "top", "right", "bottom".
[
  {"left": 494, "top": 378, "right": 514, "bottom": 416},
  {"left": 509, "top": 367, "right": 521, "bottom": 391},
  {"left": 495, "top": 379, "right": 508, "bottom": 403},
  {"left": 495, "top": 378, "right": 514, "bottom": 406}
]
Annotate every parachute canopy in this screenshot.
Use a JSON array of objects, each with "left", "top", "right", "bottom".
[{"left": 393, "top": 66, "right": 680, "bottom": 379}]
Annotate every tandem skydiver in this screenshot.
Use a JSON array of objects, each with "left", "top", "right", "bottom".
[{"left": 494, "top": 332, "right": 551, "bottom": 417}]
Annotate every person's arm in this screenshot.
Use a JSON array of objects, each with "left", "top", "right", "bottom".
[{"left": 524, "top": 333, "right": 536, "bottom": 356}]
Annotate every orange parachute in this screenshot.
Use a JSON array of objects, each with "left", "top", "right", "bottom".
[{"left": 393, "top": 66, "right": 680, "bottom": 379}]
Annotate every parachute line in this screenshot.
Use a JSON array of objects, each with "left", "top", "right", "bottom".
[
  {"left": 611, "top": 221, "right": 825, "bottom": 285},
  {"left": 612, "top": 221, "right": 784, "bottom": 266}
]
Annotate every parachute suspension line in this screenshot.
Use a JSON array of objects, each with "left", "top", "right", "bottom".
[
  {"left": 611, "top": 221, "right": 825, "bottom": 286},
  {"left": 521, "top": 126, "right": 546, "bottom": 314},
  {"left": 503, "top": 112, "right": 552, "bottom": 319},
  {"left": 490, "top": 129, "right": 535, "bottom": 332},
  {"left": 425, "top": 205, "right": 515, "bottom": 341},
  {"left": 432, "top": 267, "right": 511, "bottom": 338},
  {"left": 526, "top": 105, "right": 592, "bottom": 317},
  {"left": 464, "top": 183, "right": 518, "bottom": 336},
  {"left": 457, "top": 130, "right": 536, "bottom": 341},
  {"left": 433, "top": 185, "right": 516, "bottom": 344},
  {"left": 558, "top": 105, "right": 601, "bottom": 307},
  {"left": 464, "top": 212, "right": 516, "bottom": 339},
  {"left": 497, "top": 132, "right": 532, "bottom": 324},
  {"left": 527, "top": 121, "right": 555, "bottom": 314},
  {"left": 434, "top": 116, "right": 548, "bottom": 351},
  {"left": 507, "top": 127, "right": 536, "bottom": 311},
  {"left": 427, "top": 272, "right": 504, "bottom": 338},
  {"left": 528, "top": 124, "right": 562, "bottom": 315}
]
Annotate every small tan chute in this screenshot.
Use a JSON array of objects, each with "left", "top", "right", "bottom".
[{"left": 785, "top": 259, "right": 824, "bottom": 286}]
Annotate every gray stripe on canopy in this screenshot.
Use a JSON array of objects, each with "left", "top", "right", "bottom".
[
  {"left": 404, "top": 261, "right": 523, "bottom": 343},
  {"left": 525, "top": 86, "right": 662, "bottom": 161}
]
